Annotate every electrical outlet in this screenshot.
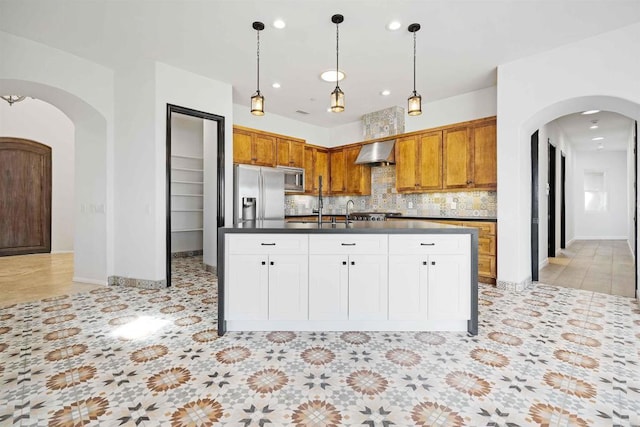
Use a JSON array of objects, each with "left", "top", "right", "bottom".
[
  {"left": 408, "top": 201, "right": 414, "bottom": 209},
  {"left": 451, "top": 202, "right": 457, "bottom": 209}
]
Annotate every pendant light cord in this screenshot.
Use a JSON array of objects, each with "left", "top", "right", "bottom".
[
  {"left": 256, "top": 29, "right": 261, "bottom": 93},
  {"left": 412, "top": 30, "right": 416, "bottom": 94},
  {"left": 335, "top": 20, "right": 339, "bottom": 89}
]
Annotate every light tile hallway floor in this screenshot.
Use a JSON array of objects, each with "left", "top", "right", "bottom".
[
  {"left": 1, "top": 256, "right": 639, "bottom": 426},
  {"left": 539, "top": 240, "right": 636, "bottom": 298}
]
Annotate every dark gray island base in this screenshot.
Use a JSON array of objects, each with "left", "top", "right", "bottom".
[{"left": 217, "top": 220, "right": 479, "bottom": 336}]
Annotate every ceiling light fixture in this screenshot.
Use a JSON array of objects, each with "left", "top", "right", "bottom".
[
  {"left": 329, "top": 14, "right": 345, "bottom": 113},
  {"left": 273, "top": 19, "right": 286, "bottom": 29},
  {"left": 1, "top": 95, "right": 26, "bottom": 106},
  {"left": 592, "top": 137, "right": 604, "bottom": 141},
  {"left": 581, "top": 110, "right": 600, "bottom": 115},
  {"left": 380, "top": 90, "right": 391, "bottom": 96},
  {"left": 590, "top": 125, "right": 599, "bottom": 129},
  {"left": 272, "top": 82, "right": 281, "bottom": 88},
  {"left": 407, "top": 23, "right": 422, "bottom": 116},
  {"left": 250, "top": 21, "right": 265, "bottom": 116},
  {"left": 387, "top": 21, "right": 401, "bottom": 31},
  {"left": 320, "top": 70, "right": 345, "bottom": 82}
]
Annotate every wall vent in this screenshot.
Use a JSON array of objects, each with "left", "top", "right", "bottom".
[{"left": 295, "top": 110, "right": 310, "bottom": 115}]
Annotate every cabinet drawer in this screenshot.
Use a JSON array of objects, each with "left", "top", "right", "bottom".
[
  {"left": 389, "top": 234, "right": 470, "bottom": 255},
  {"left": 478, "top": 235, "right": 496, "bottom": 255},
  {"left": 478, "top": 254, "right": 496, "bottom": 278},
  {"left": 228, "top": 234, "right": 308, "bottom": 254},
  {"left": 310, "top": 234, "right": 388, "bottom": 254}
]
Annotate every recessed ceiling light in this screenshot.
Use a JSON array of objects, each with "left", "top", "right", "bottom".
[
  {"left": 597, "top": 143, "right": 604, "bottom": 150},
  {"left": 581, "top": 110, "right": 600, "bottom": 115},
  {"left": 272, "top": 82, "right": 281, "bottom": 88},
  {"left": 273, "top": 19, "right": 286, "bottom": 29},
  {"left": 590, "top": 125, "right": 599, "bottom": 129},
  {"left": 592, "top": 137, "right": 604, "bottom": 141},
  {"left": 380, "top": 90, "right": 391, "bottom": 96},
  {"left": 387, "top": 21, "right": 401, "bottom": 31},
  {"left": 320, "top": 70, "right": 345, "bottom": 82}
]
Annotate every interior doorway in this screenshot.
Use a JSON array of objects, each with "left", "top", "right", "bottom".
[
  {"left": 530, "top": 130, "right": 539, "bottom": 281},
  {"left": 166, "top": 104, "right": 225, "bottom": 287},
  {"left": 548, "top": 142, "right": 556, "bottom": 257},
  {"left": 560, "top": 152, "right": 566, "bottom": 249}
]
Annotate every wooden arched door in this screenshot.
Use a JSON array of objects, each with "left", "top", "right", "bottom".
[{"left": 0, "top": 137, "right": 52, "bottom": 256}]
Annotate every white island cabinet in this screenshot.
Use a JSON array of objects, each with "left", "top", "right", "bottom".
[
  {"left": 219, "top": 221, "right": 478, "bottom": 335},
  {"left": 388, "top": 234, "right": 470, "bottom": 321},
  {"left": 309, "top": 235, "right": 388, "bottom": 321},
  {"left": 226, "top": 234, "right": 308, "bottom": 322}
]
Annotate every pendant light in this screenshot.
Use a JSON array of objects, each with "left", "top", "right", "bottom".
[
  {"left": 407, "top": 23, "right": 422, "bottom": 116},
  {"left": 330, "top": 14, "right": 344, "bottom": 113},
  {"left": 250, "top": 21, "right": 265, "bottom": 116}
]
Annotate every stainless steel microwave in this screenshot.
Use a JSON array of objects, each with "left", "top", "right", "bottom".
[{"left": 278, "top": 166, "right": 305, "bottom": 193}]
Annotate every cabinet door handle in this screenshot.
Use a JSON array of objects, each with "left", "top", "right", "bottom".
[
  {"left": 351, "top": 261, "right": 355, "bottom": 266},
  {"left": 467, "top": 180, "right": 473, "bottom": 184},
  {"left": 422, "top": 261, "right": 427, "bottom": 265},
  {"left": 341, "top": 243, "right": 356, "bottom": 246},
  {"left": 270, "top": 261, "right": 275, "bottom": 266},
  {"left": 261, "top": 261, "right": 266, "bottom": 265},
  {"left": 431, "top": 261, "right": 436, "bottom": 265},
  {"left": 342, "top": 261, "right": 347, "bottom": 265},
  {"left": 420, "top": 243, "right": 435, "bottom": 246},
  {"left": 261, "top": 243, "right": 276, "bottom": 246}
]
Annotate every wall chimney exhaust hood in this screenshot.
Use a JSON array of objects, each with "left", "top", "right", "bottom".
[{"left": 354, "top": 140, "right": 396, "bottom": 165}]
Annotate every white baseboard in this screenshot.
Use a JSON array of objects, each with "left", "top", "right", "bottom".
[
  {"left": 565, "top": 238, "right": 575, "bottom": 247},
  {"left": 72, "top": 277, "right": 107, "bottom": 286},
  {"left": 627, "top": 240, "right": 636, "bottom": 260},
  {"left": 51, "top": 250, "right": 74, "bottom": 254},
  {"left": 539, "top": 258, "right": 549, "bottom": 269},
  {"left": 572, "top": 236, "right": 627, "bottom": 240}
]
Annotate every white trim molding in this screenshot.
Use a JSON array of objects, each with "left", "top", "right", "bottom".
[{"left": 72, "top": 277, "right": 107, "bottom": 286}]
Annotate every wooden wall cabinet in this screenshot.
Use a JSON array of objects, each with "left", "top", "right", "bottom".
[
  {"left": 304, "top": 145, "right": 329, "bottom": 194},
  {"left": 395, "top": 131, "right": 443, "bottom": 192},
  {"left": 329, "top": 146, "right": 371, "bottom": 195},
  {"left": 276, "top": 137, "right": 305, "bottom": 168},
  {"left": 233, "top": 126, "right": 277, "bottom": 167},
  {"left": 442, "top": 118, "right": 496, "bottom": 190}
]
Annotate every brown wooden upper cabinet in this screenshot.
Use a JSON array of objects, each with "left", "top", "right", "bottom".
[
  {"left": 233, "top": 126, "right": 277, "bottom": 167},
  {"left": 442, "top": 117, "right": 496, "bottom": 190},
  {"left": 276, "top": 137, "right": 304, "bottom": 168},
  {"left": 395, "top": 131, "right": 443, "bottom": 192},
  {"left": 304, "top": 144, "right": 329, "bottom": 194},
  {"left": 329, "top": 145, "right": 371, "bottom": 195}
]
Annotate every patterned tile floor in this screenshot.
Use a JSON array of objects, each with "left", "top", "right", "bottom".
[{"left": 1, "top": 256, "right": 639, "bottom": 426}]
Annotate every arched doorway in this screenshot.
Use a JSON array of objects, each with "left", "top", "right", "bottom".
[{"left": 520, "top": 96, "right": 639, "bottom": 298}]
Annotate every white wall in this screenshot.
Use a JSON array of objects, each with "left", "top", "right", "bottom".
[
  {"left": 0, "top": 98, "right": 75, "bottom": 252},
  {"left": 497, "top": 22, "right": 640, "bottom": 287},
  {"left": 627, "top": 122, "right": 636, "bottom": 257},
  {"left": 573, "top": 150, "right": 628, "bottom": 239},
  {"left": 233, "top": 103, "right": 330, "bottom": 146},
  {"left": 0, "top": 30, "right": 114, "bottom": 285}
]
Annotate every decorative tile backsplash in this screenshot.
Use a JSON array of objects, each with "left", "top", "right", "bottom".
[
  {"left": 361, "top": 106, "right": 405, "bottom": 140},
  {"left": 286, "top": 165, "right": 497, "bottom": 218}
]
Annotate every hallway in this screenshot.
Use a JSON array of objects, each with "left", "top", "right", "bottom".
[{"left": 538, "top": 239, "right": 636, "bottom": 297}]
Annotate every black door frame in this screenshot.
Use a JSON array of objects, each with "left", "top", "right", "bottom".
[
  {"left": 560, "top": 152, "right": 566, "bottom": 249},
  {"left": 634, "top": 121, "right": 638, "bottom": 294},
  {"left": 166, "top": 104, "right": 225, "bottom": 287},
  {"left": 548, "top": 141, "right": 557, "bottom": 258},
  {"left": 531, "top": 130, "right": 539, "bottom": 281}
]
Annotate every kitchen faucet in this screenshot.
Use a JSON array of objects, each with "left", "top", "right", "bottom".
[
  {"left": 345, "top": 199, "right": 354, "bottom": 224},
  {"left": 312, "top": 176, "right": 323, "bottom": 225}
]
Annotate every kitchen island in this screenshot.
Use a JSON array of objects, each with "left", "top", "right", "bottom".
[{"left": 217, "top": 220, "right": 478, "bottom": 336}]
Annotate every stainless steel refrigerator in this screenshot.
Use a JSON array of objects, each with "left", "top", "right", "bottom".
[{"left": 233, "top": 164, "right": 285, "bottom": 223}]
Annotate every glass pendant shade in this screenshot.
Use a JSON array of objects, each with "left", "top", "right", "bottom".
[
  {"left": 251, "top": 91, "right": 264, "bottom": 116},
  {"left": 408, "top": 91, "right": 422, "bottom": 116},
  {"left": 330, "top": 86, "right": 344, "bottom": 112}
]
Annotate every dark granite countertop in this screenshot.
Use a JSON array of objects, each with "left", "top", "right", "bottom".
[{"left": 221, "top": 220, "right": 478, "bottom": 235}]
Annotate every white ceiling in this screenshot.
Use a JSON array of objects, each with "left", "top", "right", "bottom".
[
  {"left": 2, "top": 1, "right": 640, "bottom": 129},
  {"left": 552, "top": 111, "right": 634, "bottom": 152}
]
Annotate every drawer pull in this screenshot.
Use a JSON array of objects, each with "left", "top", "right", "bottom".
[
  {"left": 261, "top": 261, "right": 266, "bottom": 265},
  {"left": 270, "top": 261, "right": 275, "bottom": 266},
  {"left": 422, "top": 261, "right": 427, "bottom": 265},
  {"left": 341, "top": 243, "right": 356, "bottom": 246},
  {"left": 342, "top": 261, "right": 347, "bottom": 265},
  {"left": 420, "top": 243, "right": 435, "bottom": 246},
  {"left": 261, "top": 243, "right": 276, "bottom": 246},
  {"left": 351, "top": 261, "right": 355, "bottom": 265},
  {"left": 431, "top": 261, "right": 436, "bottom": 265}
]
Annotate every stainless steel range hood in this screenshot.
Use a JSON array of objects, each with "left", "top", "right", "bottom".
[{"left": 354, "top": 140, "right": 395, "bottom": 165}]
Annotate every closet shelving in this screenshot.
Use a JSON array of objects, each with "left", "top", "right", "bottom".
[{"left": 170, "top": 153, "right": 204, "bottom": 249}]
